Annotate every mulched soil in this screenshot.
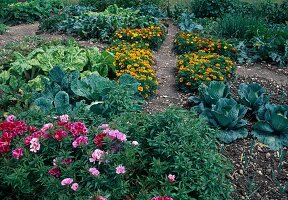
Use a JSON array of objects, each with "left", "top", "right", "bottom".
[{"left": 1, "top": 21, "right": 288, "bottom": 199}]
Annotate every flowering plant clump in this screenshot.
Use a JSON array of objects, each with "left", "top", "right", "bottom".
[
  {"left": 107, "top": 41, "right": 158, "bottom": 98},
  {"left": 177, "top": 51, "right": 236, "bottom": 91},
  {"left": 114, "top": 25, "right": 167, "bottom": 50},
  {"left": 174, "top": 32, "right": 237, "bottom": 59}
]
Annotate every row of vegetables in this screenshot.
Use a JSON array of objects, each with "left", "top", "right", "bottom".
[{"left": 173, "top": 31, "right": 288, "bottom": 150}]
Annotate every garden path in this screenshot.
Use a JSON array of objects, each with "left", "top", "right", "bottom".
[{"left": 144, "top": 21, "right": 183, "bottom": 113}]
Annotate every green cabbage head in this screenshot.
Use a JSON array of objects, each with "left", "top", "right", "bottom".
[
  {"left": 203, "top": 98, "right": 248, "bottom": 143},
  {"left": 252, "top": 104, "right": 288, "bottom": 150}
]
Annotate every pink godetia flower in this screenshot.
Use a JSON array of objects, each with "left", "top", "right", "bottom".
[
  {"left": 62, "top": 158, "right": 73, "bottom": 165},
  {"left": 168, "top": 174, "right": 175, "bottom": 183},
  {"left": 151, "top": 196, "right": 173, "bottom": 200},
  {"left": 30, "top": 138, "right": 40, "bottom": 153},
  {"left": 131, "top": 141, "right": 139, "bottom": 146},
  {"left": 66, "top": 122, "right": 88, "bottom": 137},
  {"left": 89, "top": 149, "right": 105, "bottom": 163},
  {"left": 0, "top": 135, "right": 11, "bottom": 153},
  {"left": 72, "top": 136, "right": 88, "bottom": 148},
  {"left": 54, "top": 129, "right": 68, "bottom": 141},
  {"left": 49, "top": 167, "right": 60, "bottom": 177},
  {"left": 93, "top": 133, "right": 107, "bottom": 147},
  {"left": 98, "top": 124, "right": 110, "bottom": 130},
  {"left": 71, "top": 183, "right": 79, "bottom": 191},
  {"left": 61, "top": 178, "right": 73, "bottom": 186},
  {"left": 115, "top": 165, "right": 126, "bottom": 174},
  {"left": 6, "top": 115, "right": 16, "bottom": 122},
  {"left": 108, "top": 130, "right": 127, "bottom": 142},
  {"left": 97, "top": 196, "right": 107, "bottom": 200},
  {"left": 40, "top": 123, "right": 53, "bottom": 132},
  {"left": 59, "top": 114, "right": 69, "bottom": 123},
  {"left": 89, "top": 167, "right": 100, "bottom": 176},
  {"left": 12, "top": 148, "right": 24, "bottom": 159}
]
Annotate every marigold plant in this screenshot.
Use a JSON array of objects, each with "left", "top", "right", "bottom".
[
  {"left": 174, "top": 32, "right": 237, "bottom": 59},
  {"left": 107, "top": 41, "right": 158, "bottom": 98},
  {"left": 114, "top": 25, "right": 167, "bottom": 50},
  {"left": 177, "top": 51, "right": 236, "bottom": 91}
]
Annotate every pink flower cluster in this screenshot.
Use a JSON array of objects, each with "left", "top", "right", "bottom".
[
  {"left": 97, "top": 196, "right": 107, "bottom": 200},
  {"left": 89, "top": 149, "right": 106, "bottom": 163},
  {"left": 0, "top": 116, "right": 28, "bottom": 153},
  {"left": 12, "top": 148, "right": 24, "bottom": 159},
  {"left": 65, "top": 122, "right": 88, "bottom": 137},
  {"left": 93, "top": 124, "right": 127, "bottom": 147},
  {"left": 72, "top": 136, "right": 88, "bottom": 148},
  {"left": 54, "top": 129, "right": 68, "bottom": 141},
  {"left": 30, "top": 138, "right": 40, "bottom": 153},
  {"left": 168, "top": 174, "right": 175, "bottom": 183},
  {"left": 61, "top": 178, "right": 79, "bottom": 191},
  {"left": 115, "top": 165, "right": 126, "bottom": 174},
  {"left": 89, "top": 167, "right": 100, "bottom": 176},
  {"left": 151, "top": 196, "right": 173, "bottom": 200}
]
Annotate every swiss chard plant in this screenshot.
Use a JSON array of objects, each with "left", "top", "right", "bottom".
[
  {"left": 189, "top": 81, "right": 230, "bottom": 114},
  {"left": 252, "top": 104, "right": 288, "bottom": 150},
  {"left": 238, "top": 82, "right": 270, "bottom": 113},
  {"left": 202, "top": 98, "right": 248, "bottom": 143}
]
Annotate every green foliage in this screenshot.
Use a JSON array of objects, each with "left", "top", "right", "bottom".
[
  {"left": 1, "top": 0, "right": 64, "bottom": 25},
  {"left": 8, "top": 40, "right": 115, "bottom": 81},
  {"left": 238, "top": 83, "right": 270, "bottom": 112},
  {"left": 0, "top": 23, "right": 7, "bottom": 35},
  {"left": 191, "top": 0, "right": 234, "bottom": 18},
  {"left": 252, "top": 104, "right": 288, "bottom": 150},
  {"left": 0, "top": 74, "right": 32, "bottom": 114},
  {"left": 40, "top": 4, "right": 159, "bottom": 41},
  {"left": 79, "top": 0, "right": 163, "bottom": 11},
  {"left": 112, "top": 107, "right": 233, "bottom": 199},
  {"left": 136, "top": 4, "right": 167, "bottom": 19},
  {"left": 9, "top": 40, "right": 88, "bottom": 80},
  {"left": 34, "top": 67, "right": 143, "bottom": 117},
  {"left": 86, "top": 48, "right": 116, "bottom": 77},
  {"left": 177, "top": 12, "right": 203, "bottom": 32},
  {"left": 201, "top": 98, "right": 248, "bottom": 143},
  {"left": 214, "top": 14, "right": 267, "bottom": 40},
  {"left": 189, "top": 81, "right": 231, "bottom": 113},
  {"left": 232, "top": 1, "right": 288, "bottom": 24}
]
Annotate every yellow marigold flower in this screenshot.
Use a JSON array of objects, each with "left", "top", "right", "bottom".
[
  {"left": 186, "top": 82, "right": 191, "bottom": 86},
  {"left": 137, "top": 85, "right": 144, "bottom": 92},
  {"left": 179, "top": 78, "right": 183, "bottom": 82}
]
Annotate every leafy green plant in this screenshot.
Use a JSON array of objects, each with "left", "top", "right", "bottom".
[
  {"left": 252, "top": 103, "right": 288, "bottom": 150},
  {"left": 238, "top": 83, "right": 270, "bottom": 112},
  {"left": 0, "top": 23, "right": 7, "bottom": 35},
  {"left": 202, "top": 98, "right": 248, "bottom": 143},
  {"left": 34, "top": 67, "right": 143, "bottom": 117},
  {"left": 177, "top": 12, "right": 203, "bottom": 33},
  {"left": 191, "top": 0, "right": 234, "bottom": 18},
  {"left": 1, "top": 0, "right": 64, "bottom": 25},
  {"left": 136, "top": 4, "right": 167, "bottom": 19},
  {"left": 189, "top": 81, "right": 230, "bottom": 114},
  {"left": 112, "top": 107, "right": 233, "bottom": 199}
]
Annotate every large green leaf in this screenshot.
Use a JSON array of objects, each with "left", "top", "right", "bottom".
[
  {"left": 218, "top": 128, "right": 248, "bottom": 143},
  {"left": 270, "top": 112, "right": 288, "bottom": 132},
  {"left": 251, "top": 130, "right": 287, "bottom": 150}
]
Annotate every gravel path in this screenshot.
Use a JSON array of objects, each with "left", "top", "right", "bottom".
[{"left": 144, "top": 21, "right": 183, "bottom": 113}]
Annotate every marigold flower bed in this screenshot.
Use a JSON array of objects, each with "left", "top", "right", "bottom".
[
  {"left": 174, "top": 32, "right": 237, "bottom": 59},
  {"left": 177, "top": 51, "right": 236, "bottom": 91},
  {"left": 114, "top": 25, "right": 166, "bottom": 50},
  {"left": 107, "top": 41, "right": 158, "bottom": 98}
]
